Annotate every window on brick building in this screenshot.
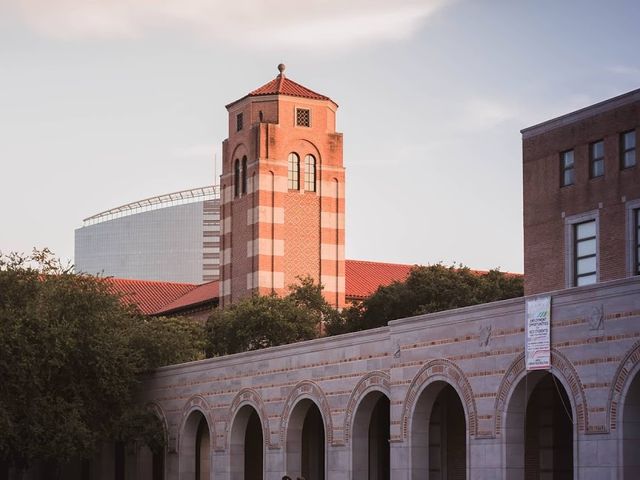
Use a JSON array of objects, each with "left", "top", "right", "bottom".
[
  {"left": 296, "top": 108, "right": 310, "bottom": 127},
  {"left": 236, "top": 113, "right": 243, "bottom": 132},
  {"left": 590, "top": 140, "right": 604, "bottom": 178},
  {"left": 304, "top": 154, "right": 316, "bottom": 192},
  {"left": 561, "top": 150, "right": 575, "bottom": 186},
  {"left": 621, "top": 130, "right": 636, "bottom": 168},
  {"left": 234, "top": 159, "right": 240, "bottom": 197},
  {"left": 574, "top": 220, "right": 597, "bottom": 286},
  {"left": 288, "top": 152, "right": 300, "bottom": 190},
  {"left": 241, "top": 156, "right": 247, "bottom": 195}
]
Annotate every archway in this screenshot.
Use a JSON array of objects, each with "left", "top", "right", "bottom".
[
  {"left": 230, "top": 405, "right": 264, "bottom": 480},
  {"left": 180, "top": 410, "right": 211, "bottom": 480},
  {"left": 505, "top": 371, "right": 574, "bottom": 480},
  {"left": 411, "top": 381, "right": 466, "bottom": 479},
  {"left": 286, "top": 399, "right": 325, "bottom": 480},
  {"left": 622, "top": 370, "right": 640, "bottom": 478},
  {"left": 351, "top": 391, "right": 390, "bottom": 480}
]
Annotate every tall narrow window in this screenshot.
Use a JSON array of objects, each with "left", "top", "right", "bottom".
[
  {"left": 234, "top": 159, "right": 240, "bottom": 197},
  {"left": 236, "top": 113, "right": 243, "bottom": 132},
  {"left": 574, "top": 220, "right": 597, "bottom": 286},
  {"left": 304, "top": 154, "right": 316, "bottom": 192},
  {"left": 621, "top": 130, "right": 636, "bottom": 168},
  {"left": 590, "top": 140, "right": 604, "bottom": 178},
  {"left": 288, "top": 153, "right": 300, "bottom": 190},
  {"left": 241, "top": 156, "right": 247, "bottom": 195},
  {"left": 561, "top": 150, "right": 575, "bottom": 186}
]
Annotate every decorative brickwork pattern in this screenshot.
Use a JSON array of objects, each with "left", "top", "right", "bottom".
[
  {"left": 400, "top": 359, "right": 477, "bottom": 440},
  {"left": 279, "top": 380, "right": 334, "bottom": 447},
  {"left": 342, "top": 371, "right": 390, "bottom": 445},
  {"left": 493, "top": 349, "right": 588, "bottom": 437},
  {"left": 608, "top": 339, "right": 640, "bottom": 431},
  {"left": 226, "top": 388, "right": 271, "bottom": 449}
]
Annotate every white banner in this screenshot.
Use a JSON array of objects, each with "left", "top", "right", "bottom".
[{"left": 526, "top": 296, "right": 551, "bottom": 370}]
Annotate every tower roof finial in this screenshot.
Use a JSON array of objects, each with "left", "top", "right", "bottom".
[{"left": 277, "top": 63, "right": 286, "bottom": 76}]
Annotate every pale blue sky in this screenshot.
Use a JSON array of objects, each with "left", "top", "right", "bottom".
[{"left": 1, "top": 0, "right": 639, "bottom": 274}]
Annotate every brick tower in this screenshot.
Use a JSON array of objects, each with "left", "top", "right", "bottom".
[{"left": 219, "top": 65, "right": 345, "bottom": 308}]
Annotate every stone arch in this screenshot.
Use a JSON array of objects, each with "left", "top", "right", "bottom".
[
  {"left": 147, "top": 402, "right": 170, "bottom": 449},
  {"left": 226, "top": 388, "right": 270, "bottom": 449},
  {"left": 343, "top": 371, "right": 390, "bottom": 445},
  {"left": 280, "top": 380, "right": 333, "bottom": 446},
  {"left": 400, "top": 358, "right": 477, "bottom": 440},
  {"left": 609, "top": 340, "right": 640, "bottom": 432},
  {"left": 178, "top": 395, "right": 214, "bottom": 480},
  {"left": 494, "top": 349, "right": 588, "bottom": 437}
]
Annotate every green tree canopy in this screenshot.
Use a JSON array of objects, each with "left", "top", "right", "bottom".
[
  {"left": 325, "top": 264, "right": 523, "bottom": 335},
  {"left": 0, "top": 249, "right": 204, "bottom": 473},
  {"left": 205, "top": 276, "right": 337, "bottom": 356}
]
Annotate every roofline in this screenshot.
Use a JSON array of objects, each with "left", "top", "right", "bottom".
[
  {"left": 82, "top": 185, "right": 220, "bottom": 226},
  {"left": 225, "top": 92, "right": 339, "bottom": 110},
  {"left": 521, "top": 87, "right": 640, "bottom": 139}
]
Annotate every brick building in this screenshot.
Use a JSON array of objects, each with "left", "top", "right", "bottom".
[
  {"left": 13, "top": 75, "right": 640, "bottom": 480},
  {"left": 523, "top": 88, "right": 640, "bottom": 295},
  {"left": 219, "top": 64, "right": 345, "bottom": 308}
]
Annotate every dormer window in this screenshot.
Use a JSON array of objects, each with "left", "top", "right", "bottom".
[
  {"left": 296, "top": 108, "right": 310, "bottom": 127},
  {"left": 236, "top": 113, "right": 243, "bottom": 132}
]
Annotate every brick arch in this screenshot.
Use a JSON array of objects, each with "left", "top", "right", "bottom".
[
  {"left": 608, "top": 340, "right": 640, "bottom": 432},
  {"left": 226, "top": 388, "right": 271, "bottom": 449},
  {"left": 400, "top": 358, "right": 477, "bottom": 440},
  {"left": 343, "top": 371, "right": 390, "bottom": 445},
  {"left": 494, "top": 349, "right": 588, "bottom": 436},
  {"left": 288, "top": 138, "right": 322, "bottom": 164},
  {"left": 178, "top": 394, "right": 215, "bottom": 452},
  {"left": 230, "top": 142, "right": 249, "bottom": 162},
  {"left": 279, "top": 380, "right": 333, "bottom": 447}
]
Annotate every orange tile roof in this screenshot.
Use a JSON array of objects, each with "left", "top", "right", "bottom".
[
  {"left": 103, "top": 277, "right": 199, "bottom": 315},
  {"left": 154, "top": 281, "right": 219, "bottom": 315},
  {"left": 227, "top": 67, "right": 333, "bottom": 108},
  {"left": 345, "top": 259, "right": 413, "bottom": 300},
  {"left": 249, "top": 74, "right": 330, "bottom": 101}
]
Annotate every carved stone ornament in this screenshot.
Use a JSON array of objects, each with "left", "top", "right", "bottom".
[
  {"left": 588, "top": 304, "right": 604, "bottom": 331},
  {"left": 479, "top": 324, "right": 492, "bottom": 347}
]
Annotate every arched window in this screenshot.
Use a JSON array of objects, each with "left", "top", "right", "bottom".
[
  {"left": 234, "top": 159, "right": 240, "bottom": 197},
  {"left": 288, "top": 153, "right": 300, "bottom": 190},
  {"left": 241, "top": 156, "right": 247, "bottom": 195},
  {"left": 304, "top": 155, "right": 316, "bottom": 192}
]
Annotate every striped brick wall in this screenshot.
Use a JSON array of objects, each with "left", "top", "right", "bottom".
[{"left": 220, "top": 92, "right": 345, "bottom": 308}]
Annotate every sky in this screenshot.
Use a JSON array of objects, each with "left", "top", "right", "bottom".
[{"left": 1, "top": 0, "right": 639, "bottom": 274}]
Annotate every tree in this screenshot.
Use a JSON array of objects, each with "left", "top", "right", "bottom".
[
  {"left": 0, "top": 249, "right": 204, "bottom": 476},
  {"left": 325, "top": 264, "right": 523, "bottom": 335},
  {"left": 205, "top": 276, "right": 337, "bottom": 356}
]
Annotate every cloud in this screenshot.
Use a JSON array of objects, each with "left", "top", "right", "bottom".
[
  {"left": 6, "top": 0, "right": 452, "bottom": 50},
  {"left": 460, "top": 97, "right": 517, "bottom": 131}
]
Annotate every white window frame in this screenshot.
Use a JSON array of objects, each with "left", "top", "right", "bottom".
[
  {"left": 626, "top": 198, "right": 640, "bottom": 277},
  {"left": 564, "top": 209, "right": 599, "bottom": 288}
]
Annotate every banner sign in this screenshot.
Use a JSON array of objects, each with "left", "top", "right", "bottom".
[{"left": 526, "top": 296, "right": 551, "bottom": 370}]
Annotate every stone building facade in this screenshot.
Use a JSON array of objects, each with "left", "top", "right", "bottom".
[{"left": 130, "top": 276, "right": 640, "bottom": 480}]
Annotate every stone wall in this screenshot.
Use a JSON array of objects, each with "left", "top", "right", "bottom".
[{"left": 137, "top": 276, "right": 640, "bottom": 479}]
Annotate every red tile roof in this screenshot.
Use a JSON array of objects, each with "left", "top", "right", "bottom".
[
  {"left": 103, "top": 278, "right": 199, "bottom": 315},
  {"left": 249, "top": 74, "right": 330, "bottom": 101},
  {"left": 345, "top": 259, "right": 413, "bottom": 300},
  {"left": 154, "top": 281, "right": 219, "bottom": 315},
  {"left": 227, "top": 67, "right": 333, "bottom": 108}
]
